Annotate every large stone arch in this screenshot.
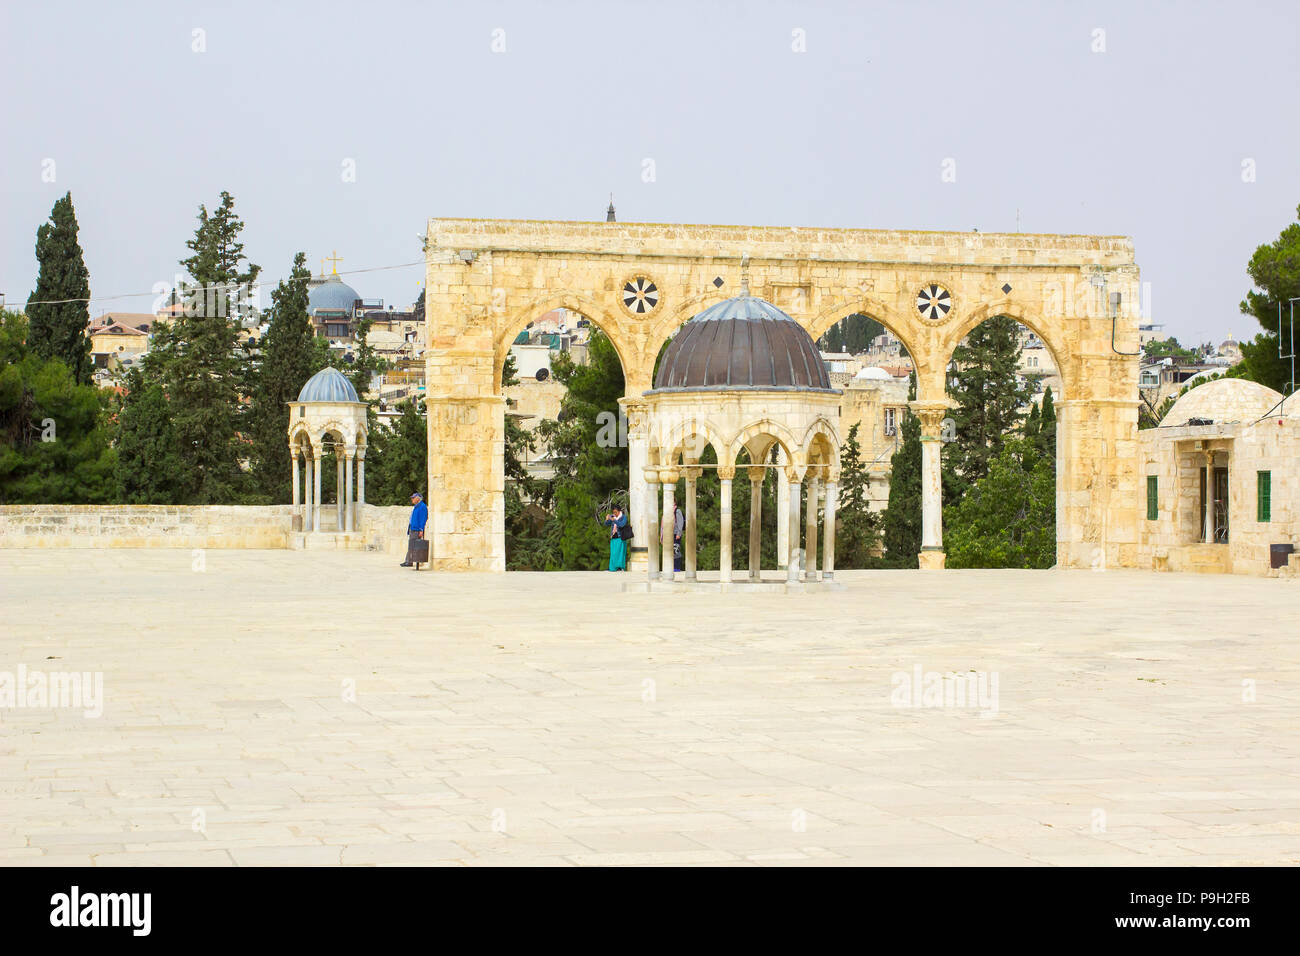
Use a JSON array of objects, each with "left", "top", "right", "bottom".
[
  {"left": 941, "top": 300, "right": 1076, "bottom": 402},
  {"left": 493, "top": 292, "right": 636, "bottom": 391},
  {"left": 424, "top": 218, "right": 1142, "bottom": 572}
]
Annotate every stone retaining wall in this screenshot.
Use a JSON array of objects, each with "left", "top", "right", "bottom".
[
  {"left": 0, "top": 505, "right": 296, "bottom": 549},
  {"left": 0, "top": 504, "right": 416, "bottom": 551}
]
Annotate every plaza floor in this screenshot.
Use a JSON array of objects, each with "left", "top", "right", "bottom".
[{"left": 2, "top": 549, "right": 1298, "bottom": 867}]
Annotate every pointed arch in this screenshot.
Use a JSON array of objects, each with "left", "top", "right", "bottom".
[
  {"left": 493, "top": 293, "right": 634, "bottom": 391},
  {"left": 941, "top": 301, "right": 1074, "bottom": 402}
]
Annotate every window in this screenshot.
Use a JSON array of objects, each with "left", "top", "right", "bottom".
[
  {"left": 1257, "top": 471, "right": 1271, "bottom": 522},
  {"left": 1146, "top": 475, "right": 1158, "bottom": 521},
  {"left": 884, "top": 407, "right": 897, "bottom": 436}
]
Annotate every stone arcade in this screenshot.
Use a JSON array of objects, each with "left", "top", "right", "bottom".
[{"left": 422, "top": 218, "right": 1145, "bottom": 572}]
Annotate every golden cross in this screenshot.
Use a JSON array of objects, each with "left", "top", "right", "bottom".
[{"left": 325, "top": 250, "right": 343, "bottom": 275}]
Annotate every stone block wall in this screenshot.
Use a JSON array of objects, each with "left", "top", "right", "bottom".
[
  {"left": 0, "top": 505, "right": 296, "bottom": 549},
  {"left": 0, "top": 504, "right": 417, "bottom": 553}
]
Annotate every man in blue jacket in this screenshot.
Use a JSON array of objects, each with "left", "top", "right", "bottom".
[{"left": 401, "top": 492, "right": 428, "bottom": 568}]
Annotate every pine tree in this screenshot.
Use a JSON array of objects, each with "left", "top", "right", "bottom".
[
  {"left": 245, "top": 252, "right": 317, "bottom": 500},
  {"left": 1238, "top": 203, "right": 1300, "bottom": 393},
  {"left": 947, "top": 315, "right": 1032, "bottom": 491},
  {"left": 881, "top": 373, "right": 921, "bottom": 568},
  {"left": 137, "top": 191, "right": 261, "bottom": 503},
  {"left": 26, "top": 193, "right": 92, "bottom": 385},
  {"left": 0, "top": 310, "right": 116, "bottom": 503}
]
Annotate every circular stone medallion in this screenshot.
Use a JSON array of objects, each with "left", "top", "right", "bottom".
[
  {"left": 916, "top": 283, "right": 953, "bottom": 322},
  {"left": 621, "top": 276, "right": 660, "bottom": 315}
]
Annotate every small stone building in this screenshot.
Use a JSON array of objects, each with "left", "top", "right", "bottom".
[{"left": 1138, "top": 378, "right": 1299, "bottom": 576}]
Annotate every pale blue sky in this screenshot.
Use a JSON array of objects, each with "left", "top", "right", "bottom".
[{"left": 2, "top": 0, "right": 1297, "bottom": 345}]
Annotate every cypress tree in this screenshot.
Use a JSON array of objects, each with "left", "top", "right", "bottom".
[
  {"left": 1038, "top": 385, "right": 1057, "bottom": 460},
  {"left": 245, "top": 252, "right": 317, "bottom": 500},
  {"left": 1024, "top": 401, "right": 1041, "bottom": 442},
  {"left": 114, "top": 368, "right": 184, "bottom": 503},
  {"left": 946, "top": 315, "right": 1032, "bottom": 491},
  {"left": 140, "top": 191, "right": 261, "bottom": 503},
  {"left": 366, "top": 398, "right": 427, "bottom": 505},
  {"left": 881, "top": 373, "right": 922, "bottom": 568},
  {"left": 834, "top": 422, "right": 880, "bottom": 568},
  {"left": 26, "top": 193, "right": 92, "bottom": 384}
]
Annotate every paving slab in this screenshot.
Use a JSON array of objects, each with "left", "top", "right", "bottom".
[{"left": 2, "top": 550, "right": 1297, "bottom": 866}]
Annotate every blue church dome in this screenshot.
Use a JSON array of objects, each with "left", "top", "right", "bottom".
[
  {"left": 298, "top": 366, "right": 360, "bottom": 403},
  {"left": 308, "top": 275, "right": 361, "bottom": 315}
]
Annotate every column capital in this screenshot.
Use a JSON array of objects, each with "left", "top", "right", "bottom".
[
  {"left": 618, "top": 397, "right": 651, "bottom": 437},
  {"left": 783, "top": 464, "right": 806, "bottom": 484},
  {"left": 642, "top": 467, "right": 662, "bottom": 484},
  {"left": 747, "top": 466, "right": 766, "bottom": 483},
  {"left": 909, "top": 400, "right": 950, "bottom": 439},
  {"left": 659, "top": 469, "right": 680, "bottom": 485},
  {"left": 682, "top": 466, "right": 704, "bottom": 481},
  {"left": 717, "top": 466, "right": 736, "bottom": 481}
]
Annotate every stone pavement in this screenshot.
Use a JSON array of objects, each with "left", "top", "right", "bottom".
[{"left": 2, "top": 550, "right": 1298, "bottom": 866}]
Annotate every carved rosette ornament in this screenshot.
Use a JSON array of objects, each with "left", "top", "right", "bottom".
[{"left": 915, "top": 283, "right": 955, "bottom": 325}]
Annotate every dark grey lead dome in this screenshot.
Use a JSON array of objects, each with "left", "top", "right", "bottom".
[
  {"left": 652, "top": 296, "right": 832, "bottom": 392},
  {"left": 298, "top": 366, "right": 359, "bottom": 403}
]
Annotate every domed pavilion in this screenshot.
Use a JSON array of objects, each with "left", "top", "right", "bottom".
[
  {"left": 638, "top": 294, "right": 843, "bottom": 591},
  {"left": 288, "top": 367, "right": 369, "bottom": 534}
]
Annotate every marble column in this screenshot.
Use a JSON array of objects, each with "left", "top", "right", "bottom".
[
  {"left": 804, "top": 474, "right": 819, "bottom": 583},
  {"left": 660, "top": 471, "right": 678, "bottom": 582},
  {"left": 311, "top": 454, "right": 322, "bottom": 534},
  {"left": 291, "top": 450, "right": 300, "bottom": 520},
  {"left": 719, "top": 469, "right": 734, "bottom": 585},
  {"left": 1204, "top": 452, "right": 1215, "bottom": 543},
  {"left": 344, "top": 449, "right": 355, "bottom": 533},
  {"left": 776, "top": 466, "right": 790, "bottom": 569},
  {"left": 748, "top": 466, "right": 764, "bottom": 582},
  {"left": 356, "top": 452, "right": 366, "bottom": 528},
  {"left": 336, "top": 455, "right": 345, "bottom": 531},
  {"left": 684, "top": 466, "right": 699, "bottom": 582},
  {"left": 621, "top": 399, "right": 651, "bottom": 573},
  {"left": 644, "top": 469, "right": 660, "bottom": 582},
  {"left": 302, "top": 454, "right": 313, "bottom": 532},
  {"left": 787, "top": 470, "right": 803, "bottom": 585},
  {"left": 913, "top": 402, "right": 948, "bottom": 569},
  {"left": 823, "top": 478, "right": 838, "bottom": 581}
]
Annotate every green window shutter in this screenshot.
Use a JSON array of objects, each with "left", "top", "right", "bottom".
[
  {"left": 1257, "top": 471, "right": 1271, "bottom": 522},
  {"left": 1146, "top": 475, "right": 1158, "bottom": 521}
]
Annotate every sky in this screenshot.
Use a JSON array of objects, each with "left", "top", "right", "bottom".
[{"left": 2, "top": 0, "right": 1297, "bottom": 346}]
